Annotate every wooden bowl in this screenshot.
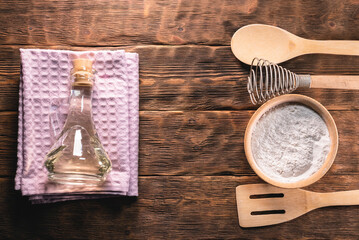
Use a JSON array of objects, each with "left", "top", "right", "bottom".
[{"left": 244, "top": 94, "right": 338, "bottom": 188}]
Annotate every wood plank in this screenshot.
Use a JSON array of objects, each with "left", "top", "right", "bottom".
[
  {"left": 2, "top": 0, "right": 359, "bottom": 46},
  {"left": 4, "top": 46, "right": 359, "bottom": 111},
  {"left": 2, "top": 110, "right": 358, "bottom": 176},
  {"left": 0, "top": 175, "right": 358, "bottom": 239}
]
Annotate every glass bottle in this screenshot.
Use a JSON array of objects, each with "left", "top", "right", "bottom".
[{"left": 44, "top": 58, "right": 112, "bottom": 185}]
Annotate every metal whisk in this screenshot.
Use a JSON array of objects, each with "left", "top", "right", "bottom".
[{"left": 247, "top": 58, "right": 311, "bottom": 105}]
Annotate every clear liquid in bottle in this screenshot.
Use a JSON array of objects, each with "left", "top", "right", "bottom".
[{"left": 44, "top": 58, "right": 112, "bottom": 185}]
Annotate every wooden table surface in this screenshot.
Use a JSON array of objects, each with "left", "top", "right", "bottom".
[{"left": 1, "top": 0, "right": 359, "bottom": 239}]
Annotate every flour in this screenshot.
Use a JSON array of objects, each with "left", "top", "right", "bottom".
[{"left": 251, "top": 103, "right": 331, "bottom": 183}]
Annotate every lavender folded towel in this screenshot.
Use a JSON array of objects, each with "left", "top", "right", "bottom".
[{"left": 16, "top": 49, "right": 139, "bottom": 203}]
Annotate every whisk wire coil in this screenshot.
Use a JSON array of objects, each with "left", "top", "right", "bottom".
[{"left": 247, "top": 58, "right": 305, "bottom": 105}]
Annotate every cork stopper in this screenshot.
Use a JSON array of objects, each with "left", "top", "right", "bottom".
[{"left": 71, "top": 58, "right": 94, "bottom": 87}]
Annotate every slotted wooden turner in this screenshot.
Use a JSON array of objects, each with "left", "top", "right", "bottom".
[{"left": 236, "top": 184, "right": 359, "bottom": 227}]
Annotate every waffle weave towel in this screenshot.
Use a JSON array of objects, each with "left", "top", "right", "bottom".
[{"left": 16, "top": 49, "right": 139, "bottom": 203}]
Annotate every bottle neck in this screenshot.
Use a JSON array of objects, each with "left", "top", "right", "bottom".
[
  {"left": 68, "top": 85, "right": 93, "bottom": 114},
  {"left": 62, "top": 85, "right": 96, "bottom": 136}
]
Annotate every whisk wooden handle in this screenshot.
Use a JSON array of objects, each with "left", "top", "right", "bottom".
[
  {"left": 310, "top": 75, "right": 359, "bottom": 90},
  {"left": 310, "top": 190, "right": 359, "bottom": 209}
]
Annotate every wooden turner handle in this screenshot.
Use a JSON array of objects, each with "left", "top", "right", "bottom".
[
  {"left": 310, "top": 75, "right": 359, "bottom": 90},
  {"left": 310, "top": 190, "right": 359, "bottom": 209}
]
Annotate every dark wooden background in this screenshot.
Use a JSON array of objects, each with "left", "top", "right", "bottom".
[{"left": 1, "top": 0, "right": 358, "bottom": 239}]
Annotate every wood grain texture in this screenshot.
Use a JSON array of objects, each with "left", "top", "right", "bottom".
[
  {"left": 1, "top": 0, "right": 359, "bottom": 238},
  {"left": 2, "top": 110, "right": 358, "bottom": 176},
  {"left": 0, "top": 176, "right": 358, "bottom": 239},
  {"left": 4, "top": 46, "right": 359, "bottom": 111},
  {"left": 2, "top": 0, "right": 359, "bottom": 46}
]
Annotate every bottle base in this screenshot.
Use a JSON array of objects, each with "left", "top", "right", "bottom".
[{"left": 48, "top": 173, "right": 106, "bottom": 186}]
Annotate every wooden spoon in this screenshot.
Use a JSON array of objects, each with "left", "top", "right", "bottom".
[
  {"left": 231, "top": 24, "right": 359, "bottom": 65},
  {"left": 236, "top": 184, "right": 359, "bottom": 228}
]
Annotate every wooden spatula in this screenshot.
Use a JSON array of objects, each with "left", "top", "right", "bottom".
[{"left": 236, "top": 184, "right": 359, "bottom": 228}]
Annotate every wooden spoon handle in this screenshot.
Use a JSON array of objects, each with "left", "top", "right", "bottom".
[
  {"left": 312, "top": 190, "right": 359, "bottom": 208},
  {"left": 310, "top": 75, "right": 359, "bottom": 89},
  {"left": 305, "top": 39, "right": 359, "bottom": 55}
]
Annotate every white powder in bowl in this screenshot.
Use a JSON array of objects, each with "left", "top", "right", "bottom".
[{"left": 251, "top": 103, "right": 331, "bottom": 183}]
